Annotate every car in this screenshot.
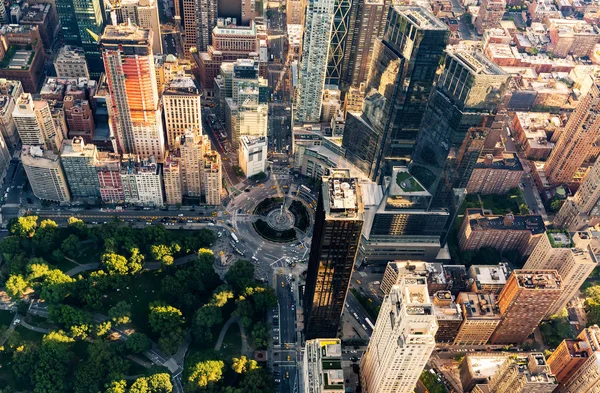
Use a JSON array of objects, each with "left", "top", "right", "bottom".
[
  {"left": 13, "top": 319, "right": 20, "bottom": 325},
  {"left": 244, "top": 189, "right": 251, "bottom": 192},
  {"left": 286, "top": 372, "right": 289, "bottom": 379},
  {"left": 287, "top": 356, "right": 291, "bottom": 361},
  {"left": 350, "top": 350, "right": 357, "bottom": 353},
  {"left": 273, "top": 328, "right": 279, "bottom": 332},
  {"left": 274, "top": 379, "right": 281, "bottom": 383}
]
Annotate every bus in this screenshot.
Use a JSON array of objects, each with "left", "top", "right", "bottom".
[
  {"left": 365, "top": 318, "right": 375, "bottom": 330},
  {"left": 299, "top": 185, "right": 311, "bottom": 194},
  {"left": 231, "top": 232, "right": 239, "bottom": 243}
]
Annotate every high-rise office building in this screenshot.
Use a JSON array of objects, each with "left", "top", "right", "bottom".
[
  {"left": 304, "top": 169, "right": 364, "bottom": 339},
  {"left": 96, "top": 151, "right": 125, "bottom": 203},
  {"left": 22, "top": 145, "right": 71, "bottom": 203},
  {"left": 100, "top": 24, "right": 165, "bottom": 161},
  {"left": 0, "top": 79, "right": 24, "bottom": 150},
  {"left": 490, "top": 270, "right": 562, "bottom": 344},
  {"left": 340, "top": 0, "right": 388, "bottom": 90},
  {"left": 179, "top": 131, "right": 206, "bottom": 197},
  {"left": 56, "top": 0, "right": 104, "bottom": 78},
  {"left": 182, "top": 0, "right": 217, "bottom": 54},
  {"left": 295, "top": 0, "right": 336, "bottom": 122},
  {"left": 163, "top": 75, "right": 202, "bottom": 147},
  {"left": 303, "top": 339, "right": 345, "bottom": 393},
  {"left": 60, "top": 137, "right": 101, "bottom": 198},
  {"left": 554, "top": 325, "right": 600, "bottom": 393},
  {"left": 13, "top": 93, "right": 64, "bottom": 152},
  {"left": 286, "top": 0, "right": 306, "bottom": 25},
  {"left": 163, "top": 153, "right": 183, "bottom": 205},
  {"left": 547, "top": 326, "right": 597, "bottom": 387},
  {"left": 202, "top": 149, "right": 222, "bottom": 205},
  {"left": 544, "top": 79, "right": 600, "bottom": 185},
  {"left": 555, "top": 157, "right": 600, "bottom": 230},
  {"left": 111, "top": 0, "right": 163, "bottom": 55},
  {"left": 524, "top": 231, "right": 599, "bottom": 317},
  {"left": 454, "top": 292, "right": 501, "bottom": 346},
  {"left": 361, "top": 277, "right": 438, "bottom": 393},
  {"left": 54, "top": 45, "right": 90, "bottom": 78},
  {"left": 325, "top": 0, "right": 352, "bottom": 86},
  {"left": 362, "top": 6, "right": 448, "bottom": 181},
  {"left": 120, "top": 155, "right": 164, "bottom": 206}
]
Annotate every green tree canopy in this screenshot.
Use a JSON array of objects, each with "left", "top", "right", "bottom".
[
  {"left": 108, "top": 301, "right": 132, "bottom": 326},
  {"left": 148, "top": 302, "right": 184, "bottom": 334},
  {"left": 192, "top": 306, "right": 222, "bottom": 343},
  {"left": 126, "top": 332, "right": 152, "bottom": 354},
  {"left": 186, "top": 360, "right": 225, "bottom": 389},
  {"left": 225, "top": 260, "right": 255, "bottom": 292},
  {"left": 231, "top": 356, "right": 258, "bottom": 374},
  {"left": 10, "top": 215, "right": 38, "bottom": 238},
  {"left": 5, "top": 274, "right": 29, "bottom": 300}
]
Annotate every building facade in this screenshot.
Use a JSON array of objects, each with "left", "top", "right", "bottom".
[
  {"left": 22, "top": 145, "right": 71, "bottom": 203},
  {"left": 163, "top": 76, "right": 202, "bottom": 147},
  {"left": 304, "top": 170, "right": 364, "bottom": 339},
  {"left": 303, "top": 339, "right": 345, "bottom": 393},
  {"left": 555, "top": 157, "right": 600, "bottom": 230},
  {"left": 239, "top": 135, "right": 267, "bottom": 177},
  {"left": 54, "top": 45, "right": 90, "bottom": 78},
  {"left": 60, "top": 137, "right": 100, "bottom": 198},
  {"left": 202, "top": 150, "right": 222, "bottom": 205},
  {"left": 13, "top": 93, "right": 64, "bottom": 152},
  {"left": 455, "top": 292, "right": 501, "bottom": 345},
  {"left": 111, "top": 0, "right": 163, "bottom": 55}
]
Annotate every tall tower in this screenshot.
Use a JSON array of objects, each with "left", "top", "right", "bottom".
[
  {"left": 295, "top": 0, "right": 336, "bottom": 123},
  {"left": 182, "top": 0, "right": 218, "bottom": 54},
  {"left": 340, "top": 0, "right": 389, "bottom": 90},
  {"left": 13, "top": 93, "right": 63, "bottom": 152},
  {"left": 547, "top": 326, "right": 597, "bottom": 387},
  {"left": 111, "top": 0, "right": 163, "bottom": 55},
  {"left": 544, "top": 79, "right": 600, "bottom": 185},
  {"left": 163, "top": 75, "right": 203, "bottom": 147},
  {"left": 490, "top": 270, "right": 563, "bottom": 344},
  {"left": 180, "top": 132, "right": 206, "bottom": 197},
  {"left": 555, "top": 325, "right": 600, "bottom": 393},
  {"left": 360, "top": 277, "right": 438, "bottom": 393},
  {"left": 100, "top": 24, "right": 165, "bottom": 161},
  {"left": 366, "top": 6, "right": 448, "bottom": 181},
  {"left": 304, "top": 169, "right": 364, "bottom": 339},
  {"left": 325, "top": 0, "right": 352, "bottom": 86},
  {"left": 56, "top": 0, "right": 105, "bottom": 78},
  {"left": 555, "top": 157, "right": 600, "bottom": 229},
  {"left": 523, "top": 231, "right": 598, "bottom": 317}
]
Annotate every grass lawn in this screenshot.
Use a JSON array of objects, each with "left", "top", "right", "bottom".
[
  {"left": 0, "top": 310, "right": 15, "bottom": 328},
  {"left": 14, "top": 325, "right": 45, "bottom": 342},
  {"left": 102, "top": 270, "right": 166, "bottom": 337},
  {"left": 396, "top": 172, "right": 424, "bottom": 192}
]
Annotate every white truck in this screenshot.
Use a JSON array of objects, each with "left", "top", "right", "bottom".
[{"left": 231, "top": 232, "right": 239, "bottom": 243}]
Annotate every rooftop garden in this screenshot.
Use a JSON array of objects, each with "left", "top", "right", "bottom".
[
  {"left": 547, "top": 230, "right": 574, "bottom": 248},
  {"left": 396, "top": 171, "right": 425, "bottom": 193}
]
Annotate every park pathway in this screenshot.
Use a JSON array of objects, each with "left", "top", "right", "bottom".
[
  {"left": 214, "top": 316, "right": 252, "bottom": 357},
  {"left": 19, "top": 319, "right": 50, "bottom": 333},
  {"left": 65, "top": 253, "right": 200, "bottom": 277}
]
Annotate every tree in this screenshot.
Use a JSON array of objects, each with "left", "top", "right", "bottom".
[
  {"left": 0, "top": 236, "right": 25, "bottom": 260},
  {"left": 549, "top": 198, "right": 563, "bottom": 212},
  {"left": 32, "top": 330, "right": 75, "bottom": 393},
  {"left": 128, "top": 248, "right": 145, "bottom": 274},
  {"left": 101, "top": 253, "right": 130, "bottom": 275},
  {"left": 250, "top": 322, "right": 269, "bottom": 349},
  {"left": 33, "top": 219, "right": 59, "bottom": 253},
  {"left": 95, "top": 321, "right": 112, "bottom": 338},
  {"left": 225, "top": 260, "right": 255, "bottom": 292},
  {"left": 108, "top": 301, "right": 132, "bottom": 326},
  {"left": 151, "top": 244, "right": 171, "bottom": 261},
  {"left": 126, "top": 332, "right": 152, "bottom": 354},
  {"left": 49, "top": 304, "right": 92, "bottom": 329},
  {"left": 209, "top": 286, "right": 234, "bottom": 307},
  {"left": 61, "top": 234, "right": 81, "bottom": 259},
  {"left": 238, "top": 368, "right": 275, "bottom": 393},
  {"left": 192, "top": 306, "right": 222, "bottom": 342},
  {"left": 161, "top": 255, "right": 174, "bottom": 266},
  {"left": 39, "top": 269, "right": 75, "bottom": 304},
  {"left": 104, "top": 380, "right": 127, "bottom": 393},
  {"left": 186, "top": 360, "right": 224, "bottom": 389},
  {"left": 149, "top": 302, "right": 184, "bottom": 333},
  {"left": 232, "top": 356, "right": 258, "bottom": 374},
  {"left": 67, "top": 217, "right": 89, "bottom": 238},
  {"left": 5, "top": 274, "right": 29, "bottom": 299},
  {"left": 250, "top": 286, "right": 277, "bottom": 313},
  {"left": 10, "top": 215, "right": 38, "bottom": 238},
  {"left": 129, "top": 378, "right": 149, "bottom": 393}
]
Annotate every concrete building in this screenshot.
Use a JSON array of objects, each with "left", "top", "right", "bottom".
[
  {"left": 96, "top": 151, "right": 125, "bottom": 203},
  {"left": 476, "top": 0, "right": 506, "bottom": 35},
  {"left": 0, "top": 131, "right": 10, "bottom": 185},
  {"left": 303, "top": 339, "right": 345, "bottom": 393},
  {"left": 524, "top": 231, "right": 599, "bottom": 317},
  {"left": 63, "top": 83, "right": 96, "bottom": 143},
  {"left": 227, "top": 102, "right": 268, "bottom": 146},
  {"left": 100, "top": 24, "right": 165, "bottom": 161},
  {"left": 491, "top": 270, "right": 563, "bottom": 344},
  {"left": 468, "top": 264, "right": 510, "bottom": 294},
  {"left": 510, "top": 112, "right": 557, "bottom": 160},
  {"left": 455, "top": 292, "right": 502, "bottom": 346},
  {"left": 21, "top": 145, "right": 71, "bottom": 203},
  {"left": 344, "top": 83, "right": 366, "bottom": 114},
  {"left": 238, "top": 135, "right": 267, "bottom": 177},
  {"left": 163, "top": 76, "right": 202, "bottom": 147},
  {"left": 544, "top": 79, "right": 600, "bottom": 185},
  {"left": 478, "top": 353, "right": 557, "bottom": 393},
  {"left": 467, "top": 152, "right": 523, "bottom": 195},
  {"left": 556, "top": 325, "right": 600, "bottom": 393},
  {"left": 180, "top": 132, "right": 207, "bottom": 197},
  {"left": 459, "top": 353, "right": 511, "bottom": 392},
  {"left": 0, "top": 45, "right": 45, "bottom": 93},
  {"left": 547, "top": 327, "right": 597, "bottom": 387},
  {"left": 295, "top": 0, "right": 336, "bottom": 122},
  {"left": 163, "top": 153, "right": 182, "bottom": 205},
  {"left": 202, "top": 150, "right": 222, "bottom": 205},
  {"left": 380, "top": 261, "right": 448, "bottom": 296},
  {"left": 432, "top": 291, "right": 463, "bottom": 343},
  {"left": 182, "top": 0, "right": 217, "bottom": 54},
  {"left": 304, "top": 170, "right": 364, "bottom": 339},
  {"left": 13, "top": 93, "right": 64, "bottom": 152},
  {"left": 547, "top": 18, "right": 597, "bottom": 58},
  {"left": 361, "top": 277, "right": 438, "bottom": 393},
  {"left": 459, "top": 209, "right": 546, "bottom": 257},
  {"left": 555, "top": 157, "right": 600, "bottom": 230},
  {"left": 54, "top": 46, "right": 90, "bottom": 78},
  {"left": 111, "top": 0, "right": 163, "bottom": 55},
  {"left": 287, "top": 0, "right": 306, "bottom": 25},
  {"left": 321, "top": 87, "right": 342, "bottom": 123},
  {"left": 120, "top": 155, "right": 164, "bottom": 206},
  {"left": 0, "top": 79, "right": 23, "bottom": 149},
  {"left": 19, "top": 2, "right": 59, "bottom": 53},
  {"left": 60, "top": 137, "right": 100, "bottom": 198}
]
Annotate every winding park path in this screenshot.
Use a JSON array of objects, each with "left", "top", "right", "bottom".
[{"left": 214, "top": 315, "right": 252, "bottom": 357}]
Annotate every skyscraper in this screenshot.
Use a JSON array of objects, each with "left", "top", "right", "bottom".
[
  {"left": 60, "top": 137, "right": 101, "bottom": 198},
  {"left": 163, "top": 75, "right": 202, "bottom": 147},
  {"left": 56, "top": 0, "right": 105, "bottom": 77},
  {"left": 490, "top": 270, "right": 563, "bottom": 344},
  {"left": 304, "top": 169, "right": 364, "bottom": 339},
  {"left": 365, "top": 6, "right": 448, "bottom": 181},
  {"left": 202, "top": 149, "right": 222, "bottom": 205},
  {"left": 22, "top": 145, "right": 71, "bottom": 203},
  {"left": 547, "top": 326, "right": 597, "bottom": 386},
  {"left": 325, "top": 0, "right": 352, "bottom": 86},
  {"left": 340, "top": 0, "right": 388, "bottom": 90},
  {"left": 182, "top": 0, "right": 217, "bottom": 54},
  {"left": 110, "top": 0, "right": 163, "bottom": 55},
  {"left": 100, "top": 24, "right": 165, "bottom": 161},
  {"left": 13, "top": 93, "right": 64, "bottom": 152},
  {"left": 523, "top": 231, "right": 599, "bottom": 317},
  {"left": 360, "top": 277, "right": 438, "bottom": 393},
  {"left": 554, "top": 325, "right": 600, "bottom": 393},
  {"left": 544, "top": 79, "right": 600, "bottom": 185},
  {"left": 296, "top": 0, "right": 336, "bottom": 123}
]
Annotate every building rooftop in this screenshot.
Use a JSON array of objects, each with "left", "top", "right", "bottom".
[
  {"left": 240, "top": 135, "right": 267, "bottom": 147},
  {"left": 458, "top": 292, "right": 501, "bottom": 319},
  {"left": 432, "top": 291, "right": 462, "bottom": 321},
  {"left": 164, "top": 77, "right": 200, "bottom": 95},
  {"left": 1, "top": 48, "right": 35, "bottom": 70},
  {"left": 101, "top": 24, "right": 151, "bottom": 42},
  {"left": 20, "top": 3, "right": 50, "bottom": 23},
  {"left": 514, "top": 270, "right": 562, "bottom": 290},
  {"left": 474, "top": 152, "right": 523, "bottom": 171},
  {"left": 389, "top": 261, "right": 447, "bottom": 284},
  {"left": 389, "top": 167, "right": 430, "bottom": 196},
  {"left": 390, "top": 276, "right": 433, "bottom": 316},
  {"left": 56, "top": 46, "right": 87, "bottom": 61},
  {"left": 466, "top": 208, "right": 546, "bottom": 235},
  {"left": 466, "top": 354, "right": 510, "bottom": 379},
  {"left": 469, "top": 265, "right": 510, "bottom": 286},
  {"left": 322, "top": 169, "right": 363, "bottom": 219},
  {"left": 21, "top": 145, "right": 60, "bottom": 167},
  {"left": 393, "top": 6, "right": 448, "bottom": 30},
  {"left": 448, "top": 49, "right": 506, "bottom": 76},
  {"left": 60, "top": 137, "right": 96, "bottom": 158}
]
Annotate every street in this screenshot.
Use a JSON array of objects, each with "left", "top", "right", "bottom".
[{"left": 274, "top": 273, "right": 299, "bottom": 393}]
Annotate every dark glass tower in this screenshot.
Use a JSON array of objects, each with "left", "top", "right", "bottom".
[
  {"left": 365, "top": 6, "right": 448, "bottom": 182},
  {"left": 304, "top": 169, "right": 364, "bottom": 340},
  {"left": 56, "top": 0, "right": 105, "bottom": 78},
  {"left": 325, "top": 0, "right": 352, "bottom": 86}
]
